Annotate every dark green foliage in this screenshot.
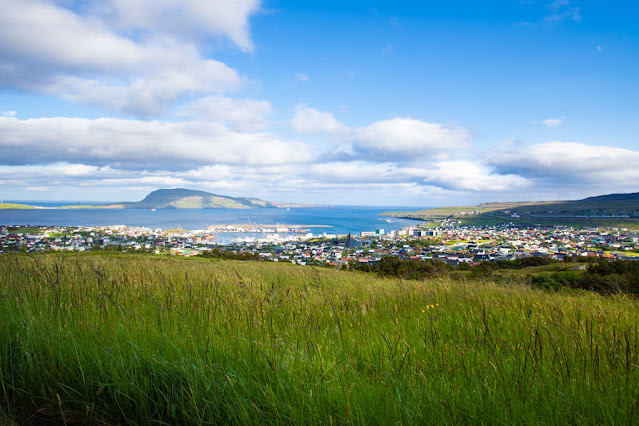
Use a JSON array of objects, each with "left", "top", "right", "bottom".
[
  {"left": 355, "top": 256, "right": 451, "bottom": 280},
  {"left": 199, "top": 248, "right": 260, "bottom": 261},
  {"left": 497, "top": 256, "right": 553, "bottom": 269},
  {"left": 470, "top": 261, "right": 500, "bottom": 279},
  {"left": 528, "top": 260, "right": 639, "bottom": 295},
  {"left": 580, "top": 260, "right": 639, "bottom": 295},
  {"left": 531, "top": 271, "right": 582, "bottom": 291}
]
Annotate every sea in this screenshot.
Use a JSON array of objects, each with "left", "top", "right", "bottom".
[{"left": 0, "top": 203, "right": 425, "bottom": 244}]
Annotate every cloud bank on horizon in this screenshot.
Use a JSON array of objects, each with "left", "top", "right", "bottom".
[{"left": 0, "top": 0, "right": 638, "bottom": 206}]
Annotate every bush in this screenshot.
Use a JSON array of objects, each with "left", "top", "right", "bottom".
[
  {"left": 199, "top": 248, "right": 260, "bottom": 261},
  {"left": 579, "top": 260, "right": 639, "bottom": 295}
]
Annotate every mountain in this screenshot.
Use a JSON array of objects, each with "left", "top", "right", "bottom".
[{"left": 103, "top": 188, "right": 278, "bottom": 209}]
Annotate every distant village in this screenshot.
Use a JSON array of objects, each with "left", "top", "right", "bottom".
[{"left": 2, "top": 219, "right": 639, "bottom": 266}]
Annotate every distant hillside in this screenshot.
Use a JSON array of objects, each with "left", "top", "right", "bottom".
[
  {"left": 384, "top": 191, "right": 639, "bottom": 229},
  {"left": 102, "top": 188, "right": 277, "bottom": 209},
  {"left": 581, "top": 192, "right": 639, "bottom": 203}
]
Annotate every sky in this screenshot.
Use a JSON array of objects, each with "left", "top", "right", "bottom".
[{"left": 1, "top": 0, "right": 638, "bottom": 206}]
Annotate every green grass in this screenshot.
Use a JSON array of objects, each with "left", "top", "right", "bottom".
[{"left": 1, "top": 253, "right": 639, "bottom": 424}]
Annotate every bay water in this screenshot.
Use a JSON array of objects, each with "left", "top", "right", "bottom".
[{"left": 0, "top": 205, "right": 424, "bottom": 242}]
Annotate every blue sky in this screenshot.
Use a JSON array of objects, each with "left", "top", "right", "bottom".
[{"left": 1, "top": 0, "right": 638, "bottom": 206}]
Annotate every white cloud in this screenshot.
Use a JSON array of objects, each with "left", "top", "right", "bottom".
[
  {"left": 178, "top": 96, "right": 272, "bottom": 131},
  {"left": 47, "top": 60, "right": 242, "bottom": 116},
  {"left": 0, "top": 0, "right": 254, "bottom": 116},
  {"left": 307, "top": 162, "right": 408, "bottom": 184},
  {"left": 56, "top": 164, "right": 102, "bottom": 177},
  {"left": 100, "top": 0, "right": 260, "bottom": 52},
  {"left": 419, "top": 161, "right": 529, "bottom": 192},
  {"left": 0, "top": 116, "right": 312, "bottom": 170},
  {"left": 542, "top": 116, "right": 565, "bottom": 127},
  {"left": 290, "top": 105, "right": 350, "bottom": 135},
  {"left": 489, "top": 141, "right": 639, "bottom": 181},
  {"left": 0, "top": 163, "right": 117, "bottom": 186},
  {"left": 290, "top": 111, "right": 473, "bottom": 163},
  {"left": 354, "top": 118, "right": 470, "bottom": 160}
]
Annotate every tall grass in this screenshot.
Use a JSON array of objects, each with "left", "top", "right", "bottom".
[{"left": 1, "top": 253, "right": 638, "bottom": 424}]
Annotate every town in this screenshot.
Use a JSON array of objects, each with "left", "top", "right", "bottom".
[{"left": 2, "top": 220, "right": 638, "bottom": 266}]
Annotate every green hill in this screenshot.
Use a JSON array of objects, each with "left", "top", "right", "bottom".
[{"left": 384, "top": 191, "right": 639, "bottom": 228}]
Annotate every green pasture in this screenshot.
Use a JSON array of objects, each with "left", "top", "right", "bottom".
[{"left": 1, "top": 253, "right": 638, "bottom": 424}]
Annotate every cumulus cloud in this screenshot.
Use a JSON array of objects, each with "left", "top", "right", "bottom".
[
  {"left": 489, "top": 141, "right": 639, "bottom": 182},
  {"left": 542, "top": 117, "right": 565, "bottom": 127},
  {"left": 296, "top": 160, "right": 528, "bottom": 193},
  {"left": 178, "top": 96, "right": 272, "bottom": 131},
  {"left": 99, "top": 0, "right": 260, "bottom": 52},
  {"left": 0, "top": 116, "right": 312, "bottom": 170},
  {"left": 418, "top": 161, "right": 529, "bottom": 192},
  {"left": 46, "top": 61, "right": 242, "bottom": 116},
  {"left": 289, "top": 110, "right": 473, "bottom": 164},
  {"left": 0, "top": 163, "right": 197, "bottom": 200},
  {"left": 290, "top": 105, "right": 350, "bottom": 135},
  {"left": 353, "top": 118, "right": 470, "bottom": 160},
  {"left": 0, "top": 0, "right": 255, "bottom": 116},
  {"left": 307, "top": 162, "right": 411, "bottom": 184}
]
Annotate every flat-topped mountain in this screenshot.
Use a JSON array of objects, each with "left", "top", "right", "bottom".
[
  {"left": 1, "top": 189, "right": 321, "bottom": 210},
  {"left": 103, "top": 188, "right": 277, "bottom": 209}
]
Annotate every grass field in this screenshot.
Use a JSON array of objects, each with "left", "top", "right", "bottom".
[{"left": 1, "top": 253, "right": 639, "bottom": 424}]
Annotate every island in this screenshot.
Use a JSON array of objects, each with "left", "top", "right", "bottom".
[{"left": 0, "top": 188, "right": 321, "bottom": 210}]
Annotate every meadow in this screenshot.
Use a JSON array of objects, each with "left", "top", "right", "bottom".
[{"left": 1, "top": 253, "right": 639, "bottom": 424}]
